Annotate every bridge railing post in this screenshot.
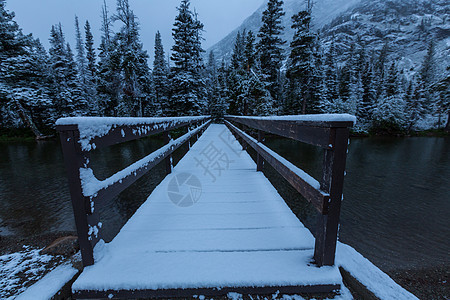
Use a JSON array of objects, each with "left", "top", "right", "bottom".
[
  {"left": 57, "top": 116, "right": 210, "bottom": 268},
  {"left": 257, "top": 130, "right": 265, "bottom": 172},
  {"left": 163, "top": 132, "right": 172, "bottom": 175},
  {"left": 314, "top": 127, "right": 349, "bottom": 266},
  {"left": 224, "top": 115, "right": 354, "bottom": 267},
  {"left": 58, "top": 129, "right": 97, "bottom": 266}
]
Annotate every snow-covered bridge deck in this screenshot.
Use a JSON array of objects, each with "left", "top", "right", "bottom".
[
  {"left": 71, "top": 124, "right": 341, "bottom": 298},
  {"left": 56, "top": 115, "right": 355, "bottom": 299}
]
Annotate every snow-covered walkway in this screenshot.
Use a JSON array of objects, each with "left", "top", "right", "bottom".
[{"left": 72, "top": 124, "right": 342, "bottom": 297}]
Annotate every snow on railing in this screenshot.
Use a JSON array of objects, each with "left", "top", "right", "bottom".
[
  {"left": 225, "top": 114, "right": 357, "bottom": 126},
  {"left": 79, "top": 121, "right": 210, "bottom": 198},
  {"left": 56, "top": 116, "right": 210, "bottom": 151},
  {"left": 225, "top": 114, "right": 354, "bottom": 267},
  {"left": 56, "top": 116, "right": 211, "bottom": 267}
]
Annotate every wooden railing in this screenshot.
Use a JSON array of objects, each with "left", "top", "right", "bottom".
[
  {"left": 56, "top": 116, "right": 210, "bottom": 267},
  {"left": 224, "top": 115, "right": 354, "bottom": 266}
]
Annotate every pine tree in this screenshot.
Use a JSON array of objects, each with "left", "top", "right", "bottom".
[
  {"left": 75, "top": 16, "right": 98, "bottom": 115},
  {"left": 431, "top": 75, "right": 449, "bottom": 130},
  {"left": 48, "top": 24, "right": 87, "bottom": 118},
  {"left": 83, "top": 20, "right": 98, "bottom": 115},
  {"left": 114, "top": 0, "right": 151, "bottom": 117},
  {"left": 152, "top": 31, "right": 168, "bottom": 116},
  {"left": 227, "top": 31, "right": 249, "bottom": 115},
  {"left": 207, "top": 51, "right": 226, "bottom": 120},
  {"left": 74, "top": 16, "right": 87, "bottom": 83},
  {"left": 417, "top": 39, "right": 437, "bottom": 115},
  {"left": 48, "top": 24, "right": 70, "bottom": 117},
  {"left": 286, "top": 9, "right": 316, "bottom": 114},
  {"left": 0, "top": 0, "right": 43, "bottom": 129},
  {"left": 405, "top": 81, "right": 422, "bottom": 132},
  {"left": 313, "top": 39, "right": 328, "bottom": 114},
  {"left": 244, "top": 31, "right": 256, "bottom": 71},
  {"left": 323, "top": 41, "right": 340, "bottom": 113},
  {"left": 231, "top": 31, "right": 245, "bottom": 71},
  {"left": 257, "top": 0, "right": 285, "bottom": 105},
  {"left": 169, "top": 0, "right": 206, "bottom": 116},
  {"left": 358, "top": 56, "right": 376, "bottom": 126},
  {"left": 97, "top": 0, "right": 121, "bottom": 116},
  {"left": 65, "top": 42, "right": 87, "bottom": 115},
  {"left": 375, "top": 41, "right": 389, "bottom": 97},
  {"left": 373, "top": 62, "right": 406, "bottom": 130},
  {"left": 344, "top": 42, "right": 361, "bottom": 116},
  {"left": 84, "top": 21, "right": 96, "bottom": 78}
]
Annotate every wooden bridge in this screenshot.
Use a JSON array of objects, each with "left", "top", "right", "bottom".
[{"left": 56, "top": 114, "right": 355, "bottom": 299}]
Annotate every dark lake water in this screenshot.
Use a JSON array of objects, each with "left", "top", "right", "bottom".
[{"left": 0, "top": 134, "right": 449, "bottom": 272}]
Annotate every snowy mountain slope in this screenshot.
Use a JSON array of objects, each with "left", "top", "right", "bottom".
[
  {"left": 320, "top": 0, "right": 449, "bottom": 77},
  {"left": 208, "top": 0, "right": 362, "bottom": 61},
  {"left": 209, "top": 0, "right": 448, "bottom": 80}
]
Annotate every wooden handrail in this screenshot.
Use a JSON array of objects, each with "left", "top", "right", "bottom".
[
  {"left": 224, "top": 121, "right": 330, "bottom": 213},
  {"left": 57, "top": 116, "right": 211, "bottom": 267},
  {"left": 224, "top": 115, "right": 354, "bottom": 266}
]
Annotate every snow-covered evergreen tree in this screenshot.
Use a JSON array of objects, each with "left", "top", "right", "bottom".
[
  {"left": 48, "top": 24, "right": 87, "bottom": 118},
  {"left": 257, "top": 0, "right": 285, "bottom": 107},
  {"left": 84, "top": 20, "right": 98, "bottom": 114},
  {"left": 227, "top": 31, "right": 248, "bottom": 115},
  {"left": 432, "top": 74, "right": 449, "bottom": 130},
  {"left": 417, "top": 38, "right": 437, "bottom": 116},
  {"left": 207, "top": 51, "right": 226, "bottom": 120},
  {"left": 244, "top": 31, "right": 256, "bottom": 71},
  {"left": 74, "top": 16, "right": 98, "bottom": 115},
  {"left": 113, "top": 0, "right": 151, "bottom": 117},
  {"left": 169, "top": 0, "right": 206, "bottom": 116},
  {"left": 152, "top": 31, "right": 168, "bottom": 116},
  {"left": 74, "top": 16, "right": 87, "bottom": 84},
  {"left": 97, "top": 0, "right": 121, "bottom": 116},
  {"left": 286, "top": 9, "right": 317, "bottom": 114},
  {"left": 0, "top": 0, "right": 53, "bottom": 130},
  {"left": 84, "top": 21, "right": 96, "bottom": 79},
  {"left": 322, "top": 41, "right": 340, "bottom": 113},
  {"left": 373, "top": 62, "right": 406, "bottom": 130}
]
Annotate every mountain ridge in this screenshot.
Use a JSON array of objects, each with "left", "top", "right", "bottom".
[{"left": 207, "top": 0, "right": 362, "bottom": 61}]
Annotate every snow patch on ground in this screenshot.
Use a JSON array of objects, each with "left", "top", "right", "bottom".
[
  {"left": 15, "top": 262, "right": 78, "bottom": 300},
  {"left": 336, "top": 242, "right": 419, "bottom": 300},
  {"left": 0, "top": 246, "right": 64, "bottom": 299}
]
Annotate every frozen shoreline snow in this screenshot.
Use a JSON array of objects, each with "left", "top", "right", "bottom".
[
  {"left": 15, "top": 262, "right": 78, "bottom": 300},
  {"left": 336, "top": 242, "right": 419, "bottom": 300}
]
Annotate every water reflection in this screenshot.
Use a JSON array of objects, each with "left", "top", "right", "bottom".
[
  {"left": 264, "top": 136, "right": 450, "bottom": 271},
  {"left": 1, "top": 135, "right": 449, "bottom": 272}
]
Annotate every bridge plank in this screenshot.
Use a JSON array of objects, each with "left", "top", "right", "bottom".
[{"left": 72, "top": 124, "right": 342, "bottom": 297}]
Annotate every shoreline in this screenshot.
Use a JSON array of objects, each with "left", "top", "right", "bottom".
[
  {"left": 387, "top": 265, "right": 449, "bottom": 300},
  {"left": 1, "top": 233, "right": 448, "bottom": 299}
]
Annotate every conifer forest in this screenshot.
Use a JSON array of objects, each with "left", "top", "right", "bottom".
[{"left": 1, "top": 0, "right": 449, "bottom": 136}]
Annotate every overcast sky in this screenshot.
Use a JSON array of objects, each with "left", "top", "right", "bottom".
[{"left": 7, "top": 0, "right": 264, "bottom": 62}]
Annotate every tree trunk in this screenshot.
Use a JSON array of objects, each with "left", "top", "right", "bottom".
[{"left": 12, "top": 97, "right": 47, "bottom": 140}]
